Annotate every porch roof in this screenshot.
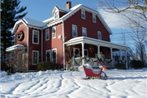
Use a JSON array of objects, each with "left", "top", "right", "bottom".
[
  {"left": 6, "top": 44, "right": 25, "bottom": 52},
  {"left": 64, "top": 37, "right": 128, "bottom": 50}
]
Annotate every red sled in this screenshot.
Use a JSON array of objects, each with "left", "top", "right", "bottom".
[{"left": 83, "top": 64, "right": 108, "bottom": 80}]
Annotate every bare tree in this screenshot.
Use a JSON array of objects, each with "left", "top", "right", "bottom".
[{"left": 101, "top": 0, "right": 147, "bottom": 66}]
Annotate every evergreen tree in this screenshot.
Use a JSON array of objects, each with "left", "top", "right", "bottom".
[{"left": 1, "top": 0, "right": 27, "bottom": 70}]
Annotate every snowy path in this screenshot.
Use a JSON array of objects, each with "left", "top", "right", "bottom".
[{"left": 0, "top": 69, "right": 147, "bottom": 98}]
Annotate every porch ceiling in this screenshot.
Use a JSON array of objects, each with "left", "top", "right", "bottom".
[{"left": 64, "top": 37, "right": 128, "bottom": 50}]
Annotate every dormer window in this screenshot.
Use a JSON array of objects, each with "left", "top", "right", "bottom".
[
  {"left": 92, "top": 13, "right": 96, "bottom": 23},
  {"left": 81, "top": 9, "right": 86, "bottom": 19},
  {"left": 54, "top": 11, "right": 59, "bottom": 19},
  {"left": 52, "top": 7, "right": 59, "bottom": 19}
]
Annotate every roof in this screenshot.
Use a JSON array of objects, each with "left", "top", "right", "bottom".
[
  {"left": 65, "top": 37, "right": 128, "bottom": 50},
  {"left": 44, "top": 4, "right": 112, "bottom": 34},
  {"left": 6, "top": 44, "right": 25, "bottom": 52},
  {"left": 12, "top": 4, "right": 112, "bottom": 34},
  {"left": 23, "top": 18, "right": 46, "bottom": 27}
]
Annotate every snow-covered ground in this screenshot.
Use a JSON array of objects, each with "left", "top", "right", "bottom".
[{"left": 0, "top": 68, "right": 147, "bottom": 98}]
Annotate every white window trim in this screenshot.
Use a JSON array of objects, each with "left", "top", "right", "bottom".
[
  {"left": 45, "top": 29, "right": 50, "bottom": 41},
  {"left": 82, "top": 27, "right": 87, "bottom": 37},
  {"left": 72, "top": 24, "right": 78, "bottom": 38},
  {"left": 97, "top": 31, "right": 102, "bottom": 40},
  {"left": 92, "top": 13, "right": 96, "bottom": 23},
  {"left": 32, "top": 30, "right": 39, "bottom": 44},
  {"left": 81, "top": 9, "right": 86, "bottom": 19},
  {"left": 46, "top": 50, "right": 51, "bottom": 62},
  {"left": 52, "top": 48, "right": 57, "bottom": 63},
  {"left": 52, "top": 26, "right": 56, "bottom": 39},
  {"left": 32, "top": 50, "right": 39, "bottom": 65}
]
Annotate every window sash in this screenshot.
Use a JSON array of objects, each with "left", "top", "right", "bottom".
[
  {"left": 33, "top": 30, "right": 39, "bottom": 44},
  {"left": 81, "top": 10, "right": 86, "bottom": 19},
  {"left": 45, "top": 29, "right": 50, "bottom": 40},
  {"left": 82, "top": 27, "right": 87, "bottom": 37},
  {"left": 72, "top": 24, "right": 78, "bottom": 37},
  {"left": 46, "top": 50, "right": 51, "bottom": 62},
  {"left": 32, "top": 51, "right": 39, "bottom": 65},
  {"left": 52, "top": 26, "right": 56, "bottom": 39},
  {"left": 98, "top": 31, "right": 102, "bottom": 40},
  {"left": 92, "top": 14, "right": 96, "bottom": 23},
  {"left": 52, "top": 49, "right": 57, "bottom": 63}
]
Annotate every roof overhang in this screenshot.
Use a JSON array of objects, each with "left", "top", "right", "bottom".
[
  {"left": 64, "top": 37, "right": 128, "bottom": 50},
  {"left": 6, "top": 44, "right": 25, "bottom": 52}
]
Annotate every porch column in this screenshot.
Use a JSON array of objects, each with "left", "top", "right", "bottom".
[
  {"left": 119, "top": 50, "right": 122, "bottom": 60},
  {"left": 125, "top": 51, "right": 128, "bottom": 69},
  {"left": 81, "top": 42, "right": 85, "bottom": 64},
  {"left": 97, "top": 45, "right": 100, "bottom": 58},
  {"left": 110, "top": 48, "right": 113, "bottom": 60}
]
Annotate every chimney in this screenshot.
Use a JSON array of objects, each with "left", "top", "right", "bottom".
[{"left": 66, "top": 1, "right": 71, "bottom": 9}]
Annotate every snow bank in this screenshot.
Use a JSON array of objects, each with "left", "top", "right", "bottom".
[{"left": 0, "top": 69, "right": 147, "bottom": 98}]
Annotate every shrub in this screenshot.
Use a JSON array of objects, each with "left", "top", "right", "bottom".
[
  {"left": 37, "top": 62, "right": 55, "bottom": 71},
  {"left": 130, "top": 60, "right": 143, "bottom": 69},
  {"left": 115, "top": 63, "right": 126, "bottom": 69}
]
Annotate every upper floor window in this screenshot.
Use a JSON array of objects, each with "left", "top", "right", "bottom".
[
  {"left": 92, "top": 13, "right": 96, "bottom": 23},
  {"left": 52, "top": 26, "right": 56, "bottom": 39},
  {"left": 32, "top": 30, "right": 39, "bottom": 44},
  {"left": 81, "top": 9, "right": 86, "bottom": 19},
  {"left": 82, "top": 27, "right": 87, "bottom": 37},
  {"left": 32, "top": 50, "right": 39, "bottom": 65},
  {"left": 45, "top": 29, "right": 50, "bottom": 41},
  {"left": 72, "top": 24, "right": 78, "bottom": 37},
  {"left": 97, "top": 31, "right": 102, "bottom": 40}
]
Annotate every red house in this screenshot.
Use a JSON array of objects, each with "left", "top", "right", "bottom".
[{"left": 6, "top": 2, "right": 128, "bottom": 71}]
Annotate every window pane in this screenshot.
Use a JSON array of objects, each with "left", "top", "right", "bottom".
[
  {"left": 72, "top": 25, "right": 77, "bottom": 37},
  {"left": 45, "top": 29, "right": 50, "bottom": 40},
  {"left": 52, "top": 26, "right": 56, "bottom": 38},
  {"left": 82, "top": 27, "right": 87, "bottom": 37},
  {"left": 33, "top": 30, "right": 39, "bottom": 44},
  {"left": 81, "top": 10, "right": 86, "bottom": 19}
]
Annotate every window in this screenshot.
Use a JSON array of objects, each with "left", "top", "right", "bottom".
[
  {"left": 97, "top": 31, "right": 102, "bottom": 40},
  {"left": 52, "top": 49, "right": 57, "bottom": 63},
  {"left": 54, "top": 11, "right": 59, "bottom": 19},
  {"left": 73, "top": 48, "right": 80, "bottom": 57},
  {"left": 32, "top": 30, "right": 39, "bottom": 44},
  {"left": 52, "top": 26, "right": 56, "bottom": 39},
  {"left": 81, "top": 9, "right": 86, "bottom": 19},
  {"left": 82, "top": 27, "right": 87, "bottom": 37},
  {"left": 32, "top": 50, "right": 39, "bottom": 65},
  {"left": 92, "top": 13, "right": 96, "bottom": 23},
  {"left": 72, "top": 24, "right": 78, "bottom": 37},
  {"left": 45, "top": 29, "right": 50, "bottom": 41},
  {"left": 84, "top": 49, "right": 88, "bottom": 57},
  {"left": 46, "top": 50, "right": 51, "bottom": 62}
]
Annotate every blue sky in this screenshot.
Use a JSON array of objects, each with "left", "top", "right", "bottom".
[{"left": 20, "top": 0, "right": 135, "bottom": 49}]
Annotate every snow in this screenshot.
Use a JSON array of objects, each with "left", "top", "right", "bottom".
[
  {"left": 23, "top": 18, "right": 46, "bottom": 27},
  {"left": 0, "top": 69, "right": 147, "bottom": 98}
]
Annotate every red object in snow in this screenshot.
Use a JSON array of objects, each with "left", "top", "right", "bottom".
[{"left": 83, "top": 64, "right": 108, "bottom": 80}]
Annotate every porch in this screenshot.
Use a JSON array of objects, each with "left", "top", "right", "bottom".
[
  {"left": 64, "top": 37, "right": 128, "bottom": 69},
  {"left": 6, "top": 44, "right": 28, "bottom": 72}
]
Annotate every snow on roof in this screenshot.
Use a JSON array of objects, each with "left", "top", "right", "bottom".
[
  {"left": 6, "top": 44, "right": 25, "bottom": 52},
  {"left": 23, "top": 18, "right": 46, "bottom": 27},
  {"left": 70, "top": 4, "right": 82, "bottom": 11},
  {"left": 43, "top": 17, "right": 54, "bottom": 23}
]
